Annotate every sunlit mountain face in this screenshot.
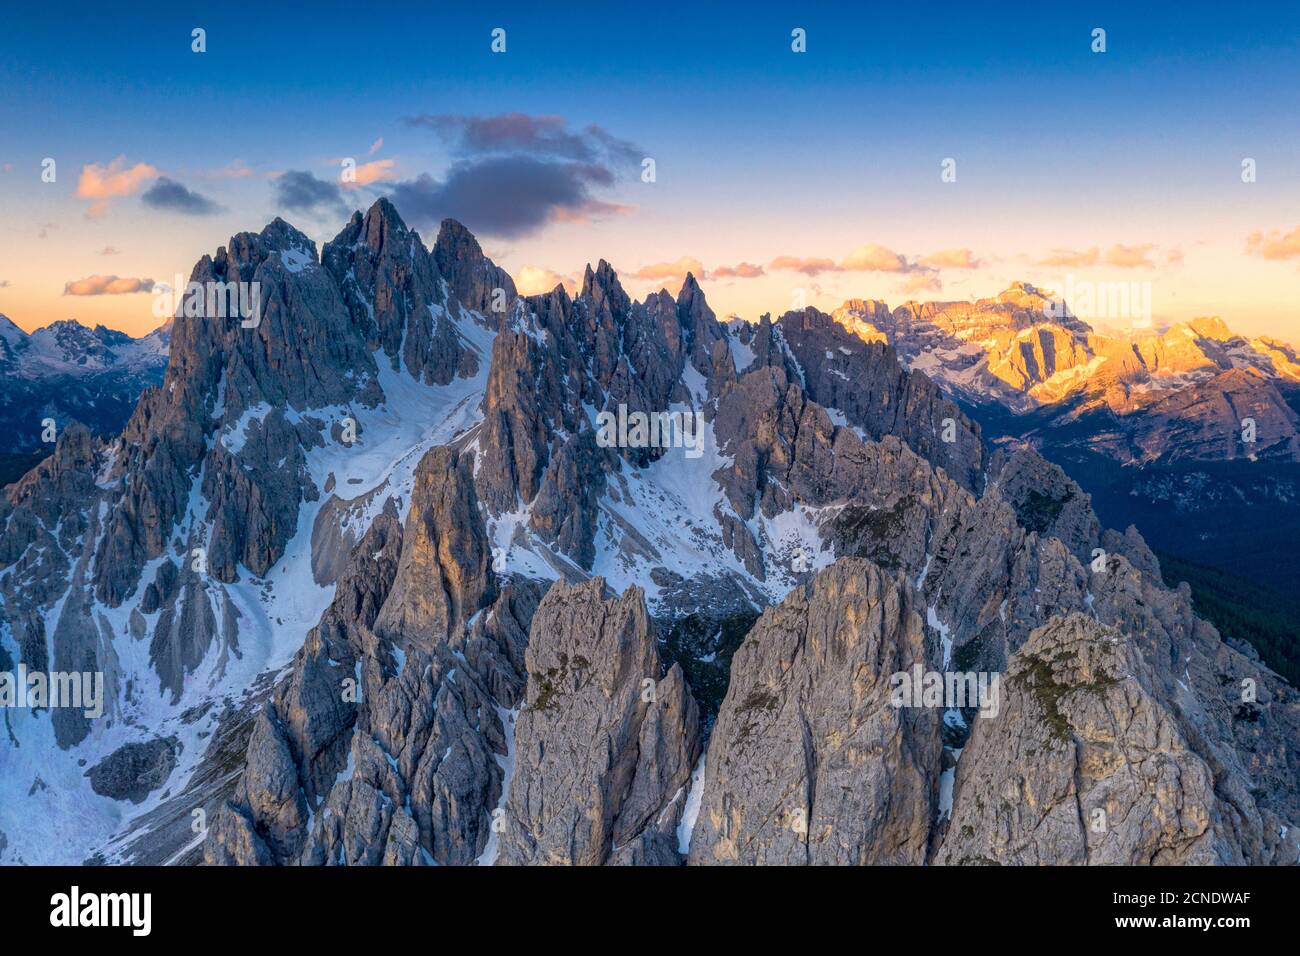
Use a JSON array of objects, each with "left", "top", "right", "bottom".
[{"left": 1, "top": 2, "right": 1298, "bottom": 892}]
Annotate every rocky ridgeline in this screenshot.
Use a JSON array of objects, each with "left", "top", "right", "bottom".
[
  {"left": 1, "top": 199, "right": 1296, "bottom": 866},
  {"left": 0, "top": 314, "right": 170, "bottom": 455},
  {"left": 832, "top": 286, "right": 1300, "bottom": 465}
]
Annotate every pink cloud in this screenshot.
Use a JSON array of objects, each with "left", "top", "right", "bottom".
[
  {"left": 1037, "top": 246, "right": 1101, "bottom": 268},
  {"left": 63, "top": 275, "right": 156, "bottom": 295},
  {"left": 840, "top": 243, "right": 911, "bottom": 273},
  {"left": 204, "top": 159, "right": 258, "bottom": 180},
  {"left": 1037, "top": 244, "right": 1162, "bottom": 269},
  {"left": 711, "top": 262, "right": 765, "bottom": 279},
  {"left": 516, "top": 265, "right": 579, "bottom": 296},
  {"left": 769, "top": 255, "right": 840, "bottom": 276},
  {"left": 343, "top": 158, "right": 397, "bottom": 187},
  {"left": 920, "top": 247, "right": 983, "bottom": 269},
  {"left": 1246, "top": 225, "right": 1300, "bottom": 261},
  {"left": 1104, "top": 243, "right": 1157, "bottom": 268},
  {"left": 76, "top": 157, "right": 158, "bottom": 216},
  {"left": 901, "top": 274, "right": 943, "bottom": 295},
  {"left": 630, "top": 256, "right": 705, "bottom": 282}
]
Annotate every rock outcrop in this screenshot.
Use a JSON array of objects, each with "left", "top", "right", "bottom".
[
  {"left": 936, "top": 615, "right": 1262, "bottom": 864},
  {"left": 688, "top": 559, "right": 941, "bottom": 865},
  {"left": 499, "top": 578, "right": 700, "bottom": 866}
]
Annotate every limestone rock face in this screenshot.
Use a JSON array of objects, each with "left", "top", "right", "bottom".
[
  {"left": 770, "top": 306, "right": 985, "bottom": 491},
  {"left": 937, "top": 615, "right": 1226, "bottom": 865},
  {"left": 432, "top": 218, "right": 518, "bottom": 324},
  {"left": 324, "top": 198, "right": 477, "bottom": 385},
  {"left": 499, "top": 578, "right": 700, "bottom": 866},
  {"left": 0, "top": 423, "right": 100, "bottom": 678},
  {"left": 203, "top": 441, "right": 538, "bottom": 866},
  {"left": 374, "top": 446, "right": 495, "bottom": 645},
  {"left": 94, "top": 217, "right": 379, "bottom": 606},
  {"left": 992, "top": 445, "right": 1101, "bottom": 564},
  {"left": 688, "top": 559, "right": 942, "bottom": 865}
]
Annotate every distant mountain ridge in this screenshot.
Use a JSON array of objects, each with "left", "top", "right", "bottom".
[
  {"left": 796, "top": 286, "right": 1300, "bottom": 596},
  {"left": 0, "top": 313, "right": 170, "bottom": 454},
  {"left": 826, "top": 283, "right": 1300, "bottom": 464}
]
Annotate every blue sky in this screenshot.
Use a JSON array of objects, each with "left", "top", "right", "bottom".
[{"left": 2, "top": 0, "right": 1298, "bottom": 335}]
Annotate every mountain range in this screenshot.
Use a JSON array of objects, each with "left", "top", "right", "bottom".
[
  {"left": 794, "top": 288, "right": 1300, "bottom": 604},
  {"left": 0, "top": 199, "right": 1296, "bottom": 867},
  {"left": 0, "top": 313, "right": 170, "bottom": 463}
]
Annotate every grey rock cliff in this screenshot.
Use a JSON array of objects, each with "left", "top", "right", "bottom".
[
  {"left": 688, "top": 559, "right": 941, "bottom": 865},
  {"left": 499, "top": 578, "right": 700, "bottom": 866}
]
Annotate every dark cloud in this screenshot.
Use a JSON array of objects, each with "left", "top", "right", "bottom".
[
  {"left": 389, "top": 155, "right": 631, "bottom": 239},
  {"left": 393, "top": 113, "right": 642, "bottom": 238},
  {"left": 141, "top": 177, "right": 221, "bottom": 215},
  {"left": 272, "top": 170, "right": 348, "bottom": 218},
  {"left": 403, "top": 112, "right": 641, "bottom": 166}
]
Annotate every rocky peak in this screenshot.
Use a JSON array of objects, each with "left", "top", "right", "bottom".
[
  {"left": 675, "top": 270, "right": 727, "bottom": 379},
  {"left": 689, "top": 558, "right": 939, "bottom": 865},
  {"left": 934, "top": 613, "right": 1293, "bottom": 865},
  {"left": 1184, "top": 315, "right": 1234, "bottom": 342},
  {"left": 432, "top": 217, "right": 517, "bottom": 320},
  {"left": 324, "top": 198, "right": 475, "bottom": 385},
  {"left": 582, "top": 259, "right": 629, "bottom": 312}
]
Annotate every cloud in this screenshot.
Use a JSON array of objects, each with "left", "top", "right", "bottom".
[
  {"left": 37, "top": 223, "right": 57, "bottom": 239},
  {"left": 76, "top": 156, "right": 158, "bottom": 217},
  {"left": 710, "top": 262, "right": 766, "bottom": 279},
  {"left": 77, "top": 156, "right": 158, "bottom": 198},
  {"left": 389, "top": 155, "right": 631, "bottom": 238},
  {"left": 901, "top": 274, "right": 943, "bottom": 296},
  {"left": 63, "top": 275, "right": 156, "bottom": 295},
  {"left": 772, "top": 243, "right": 932, "bottom": 276},
  {"left": 630, "top": 256, "right": 705, "bottom": 283},
  {"left": 394, "top": 113, "right": 642, "bottom": 238},
  {"left": 340, "top": 158, "right": 396, "bottom": 187},
  {"left": 516, "top": 265, "right": 579, "bottom": 296},
  {"left": 405, "top": 113, "right": 641, "bottom": 165},
  {"left": 1104, "top": 243, "right": 1157, "bottom": 268},
  {"left": 1246, "top": 225, "right": 1300, "bottom": 261},
  {"left": 98, "top": 246, "right": 120, "bottom": 256},
  {"left": 1037, "top": 244, "right": 1161, "bottom": 269},
  {"left": 919, "top": 247, "right": 983, "bottom": 270},
  {"left": 1037, "top": 247, "right": 1101, "bottom": 268},
  {"left": 769, "top": 255, "right": 841, "bottom": 276},
  {"left": 142, "top": 177, "right": 221, "bottom": 215},
  {"left": 272, "top": 170, "right": 348, "bottom": 218},
  {"left": 1165, "top": 248, "right": 1185, "bottom": 266},
  {"left": 368, "top": 137, "right": 384, "bottom": 156},
  {"left": 0, "top": 279, "right": 10, "bottom": 288},
  {"left": 840, "top": 243, "right": 915, "bottom": 273}
]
